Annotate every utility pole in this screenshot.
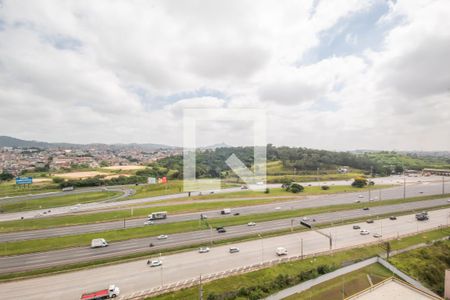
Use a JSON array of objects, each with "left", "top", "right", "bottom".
[
  {"left": 123, "top": 218, "right": 126, "bottom": 229},
  {"left": 290, "top": 219, "right": 294, "bottom": 232},
  {"left": 301, "top": 238, "right": 304, "bottom": 259},
  {"left": 209, "top": 225, "right": 213, "bottom": 246},
  {"left": 403, "top": 176, "right": 406, "bottom": 200},
  {"left": 199, "top": 275, "right": 203, "bottom": 300},
  {"left": 443, "top": 176, "right": 445, "bottom": 195}
]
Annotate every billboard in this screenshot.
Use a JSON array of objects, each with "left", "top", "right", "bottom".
[
  {"left": 147, "top": 177, "right": 156, "bottom": 184},
  {"left": 16, "top": 177, "right": 33, "bottom": 185}
]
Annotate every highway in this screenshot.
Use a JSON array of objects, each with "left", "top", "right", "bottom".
[
  {"left": 1, "top": 178, "right": 449, "bottom": 242},
  {"left": 0, "top": 208, "right": 449, "bottom": 300},
  {"left": 0, "top": 175, "right": 444, "bottom": 221},
  {"left": 0, "top": 198, "right": 449, "bottom": 274}
]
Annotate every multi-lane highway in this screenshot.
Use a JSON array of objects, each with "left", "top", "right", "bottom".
[
  {"left": 1, "top": 175, "right": 445, "bottom": 222},
  {"left": 0, "top": 208, "right": 448, "bottom": 300},
  {"left": 1, "top": 197, "right": 449, "bottom": 273},
  {"left": 1, "top": 178, "right": 449, "bottom": 242}
]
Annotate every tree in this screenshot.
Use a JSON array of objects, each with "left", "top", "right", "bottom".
[
  {"left": 0, "top": 172, "right": 14, "bottom": 182},
  {"left": 321, "top": 185, "right": 330, "bottom": 190},
  {"left": 352, "top": 177, "right": 368, "bottom": 188},
  {"left": 289, "top": 183, "right": 304, "bottom": 193}
]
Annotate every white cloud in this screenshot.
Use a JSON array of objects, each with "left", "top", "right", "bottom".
[{"left": 0, "top": 0, "right": 448, "bottom": 150}]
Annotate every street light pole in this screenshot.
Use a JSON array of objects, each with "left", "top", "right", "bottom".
[
  {"left": 258, "top": 234, "right": 264, "bottom": 263},
  {"left": 301, "top": 238, "right": 304, "bottom": 259},
  {"left": 442, "top": 176, "right": 445, "bottom": 195},
  {"left": 403, "top": 176, "right": 406, "bottom": 200}
]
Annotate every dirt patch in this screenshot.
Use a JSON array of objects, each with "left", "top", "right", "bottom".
[
  {"left": 103, "top": 165, "right": 146, "bottom": 170},
  {"left": 56, "top": 171, "right": 110, "bottom": 179}
]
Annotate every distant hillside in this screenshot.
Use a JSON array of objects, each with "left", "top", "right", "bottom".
[{"left": 0, "top": 136, "right": 175, "bottom": 151}]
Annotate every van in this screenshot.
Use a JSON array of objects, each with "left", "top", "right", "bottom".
[
  {"left": 221, "top": 208, "right": 231, "bottom": 215},
  {"left": 91, "top": 238, "right": 108, "bottom": 248}
]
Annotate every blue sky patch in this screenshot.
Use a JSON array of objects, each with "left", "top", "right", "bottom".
[{"left": 300, "top": 0, "right": 403, "bottom": 65}]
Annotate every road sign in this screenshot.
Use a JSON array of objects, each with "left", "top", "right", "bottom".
[{"left": 16, "top": 177, "right": 33, "bottom": 185}]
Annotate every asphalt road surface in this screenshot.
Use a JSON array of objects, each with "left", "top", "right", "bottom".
[
  {"left": 0, "top": 197, "right": 449, "bottom": 274},
  {"left": 0, "top": 208, "right": 449, "bottom": 300},
  {"left": 1, "top": 178, "right": 449, "bottom": 242},
  {"left": 1, "top": 175, "right": 444, "bottom": 221}
]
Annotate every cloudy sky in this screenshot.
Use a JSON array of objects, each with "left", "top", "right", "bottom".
[{"left": 0, "top": 0, "right": 449, "bottom": 150}]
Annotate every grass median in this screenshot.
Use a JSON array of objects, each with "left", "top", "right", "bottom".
[
  {"left": 0, "top": 191, "right": 121, "bottom": 213},
  {"left": 1, "top": 194, "right": 449, "bottom": 256}
]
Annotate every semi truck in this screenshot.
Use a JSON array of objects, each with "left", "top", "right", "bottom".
[
  {"left": 80, "top": 285, "right": 120, "bottom": 299},
  {"left": 148, "top": 211, "right": 167, "bottom": 220},
  {"left": 91, "top": 238, "right": 108, "bottom": 248}
]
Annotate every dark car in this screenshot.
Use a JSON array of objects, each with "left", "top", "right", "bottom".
[
  {"left": 389, "top": 216, "right": 397, "bottom": 220},
  {"left": 217, "top": 228, "right": 226, "bottom": 233},
  {"left": 233, "top": 213, "right": 240, "bottom": 216},
  {"left": 353, "top": 225, "right": 360, "bottom": 230},
  {"left": 366, "top": 219, "right": 374, "bottom": 223},
  {"left": 363, "top": 207, "right": 369, "bottom": 211}
]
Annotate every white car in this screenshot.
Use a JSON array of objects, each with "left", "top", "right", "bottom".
[
  {"left": 157, "top": 235, "right": 168, "bottom": 240},
  {"left": 148, "top": 260, "right": 162, "bottom": 267},
  {"left": 229, "top": 247, "right": 240, "bottom": 253},
  {"left": 373, "top": 233, "right": 382, "bottom": 238},
  {"left": 360, "top": 229, "right": 370, "bottom": 235},
  {"left": 358, "top": 194, "right": 364, "bottom": 198},
  {"left": 198, "top": 247, "right": 210, "bottom": 253},
  {"left": 302, "top": 217, "right": 309, "bottom": 221},
  {"left": 447, "top": 199, "right": 450, "bottom": 202},
  {"left": 275, "top": 207, "right": 281, "bottom": 210},
  {"left": 144, "top": 220, "right": 154, "bottom": 225},
  {"left": 247, "top": 222, "right": 256, "bottom": 226}
]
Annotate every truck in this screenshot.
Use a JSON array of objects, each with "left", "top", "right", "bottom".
[
  {"left": 148, "top": 211, "right": 167, "bottom": 220},
  {"left": 91, "top": 238, "right": 108, "bottom": 248},
  {"left": 80, "top": 285, "right": 120, "bottom": 299},
  {"left": 221, "top": 208, "right": 231, "bottom": 215},
  {"left": 276, "top": 247, "right": 288, "bottom": 256}
]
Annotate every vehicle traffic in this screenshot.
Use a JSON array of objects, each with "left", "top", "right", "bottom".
[
  {"left": 147, "top": 260, "right": 162, "bottom": 267},
  {"left": 229, "top": 247, "right": 240, "bottom": 253},
  {"left": 360, "top": 229, "right": 370, "bottom": 235},
  {"left": 275, "top": 247, "right": 288, "bottom": 256},
  {"left": 157, "top": 234, "right": 168, "bottom": 240},
  {"left": 91, "top": 238, "right": 108, "bottom": 248},
  {"left": 148, "top": 211, "right": 167, "bottom": 220},
  {"left": 247, "top": 222, "right": 256, "bottom": 226},
  {"left": 80, "top": 285, "right": 120, "bottom": 300},
  {"left": 353, "top": 225, "right": 360, "bottom": 230},
  {"left": 221, "top": 208, "right": 231, "bottom": 215},
  {"left": 199, "top": 247, "right": 210, "bottom": 253}
]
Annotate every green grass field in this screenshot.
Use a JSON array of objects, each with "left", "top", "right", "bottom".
[
  {"left": 0, "top": 182, "right": 59, "bottom": 197},
  {"left": 1, "top": 194, "right": 449, "bottom": 256},
  {"left": 0, "top": 191, "right": 121, "bottom": 213},
  {"left": 390, "top": 240, "right": 450, "bottom": 295},
  {"left": 284, "top": 263, "right": 392, "bottom": 300}
]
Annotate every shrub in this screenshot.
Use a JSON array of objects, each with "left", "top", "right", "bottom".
[{"left": 321, "top": 185, "right": 330, "bottom": 190}]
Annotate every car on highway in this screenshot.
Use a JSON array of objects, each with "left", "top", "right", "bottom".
[
  {"left": 233, "top": 212, "right": 240, "bottom": 216},
  {"left": 373, "top": 233, "right": 382, "bottom": 238},
  {"left": 275, "top": 207, "right": 281, "bottom": 210},
  {"left": 447, "top": 199, "right": 450, "bottom": 202},
  {"left": 147, "top": 260, "right": 162, "bottom": 267},
  {"left": 353, "top": 225, "right": 361, "bottom": 230},
  {"left": 276, "top": 247, "right": 288, "bottom": 256},
  {"left": 363, "top": 207, "right": 369, "bottom": 211},
  {"left": 302, "top": 217, "right": 310, "bottom": 221},
  {"left": 389, "top": 216, "right": 397, "bottom": 220},
  {"left": 217, "top": 227, "right": 226, "bottom": 233},
  {"left": 199, "top": 247, "right": 210, "bottom": 253},
  {"left": 360, "top": 229, "right": 370, "bottom": 235},
  {"left": 358, "top": 194, "right": 364, "bottom": 198},
  {"left": 247, "top": 222, "right": 256, "bottom": 226},
  {"left": 366, "top": 219, "right": 374, "bottom": 223},
  {"left": 144, "top": 220, "right": 154, "bottom": 225},
  {"left": 157, "top": 234, "right": 168, "bottom": 240},
  {"left": 229, "top": 247, "right": 240, "bottom": 253},
  {"left": 354, "top": 200, "right": 361, "bottom": 203}
]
